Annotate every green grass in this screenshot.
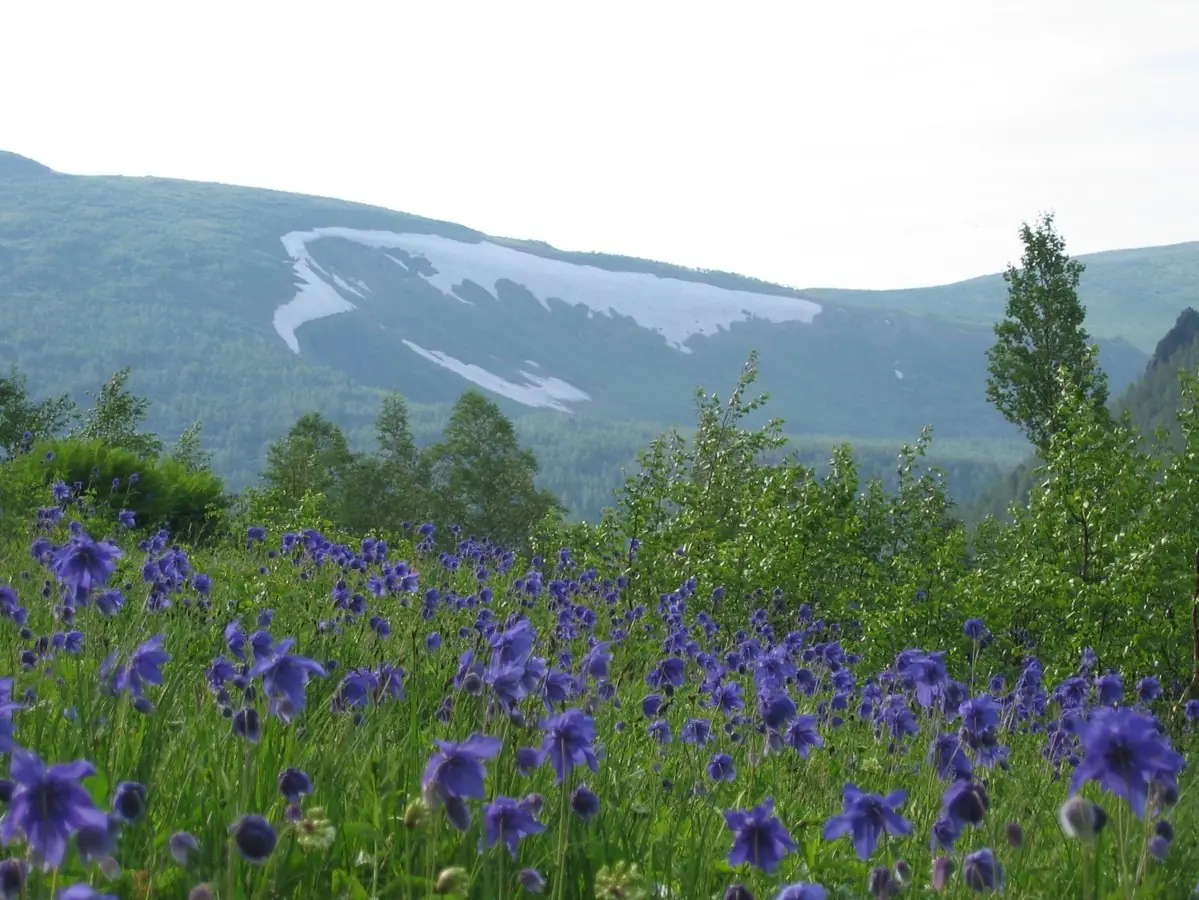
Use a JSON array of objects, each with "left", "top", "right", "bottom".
[{"left": 0, "top": 489, "right": 1194, "bottom": 900}]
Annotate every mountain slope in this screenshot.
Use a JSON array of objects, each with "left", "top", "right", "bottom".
[
  {"left": 0, "top": 152, "right": 1173, "bottom": 516},
  {"left": 805, "top": 241, "right": 1199, "bottom": 353}
]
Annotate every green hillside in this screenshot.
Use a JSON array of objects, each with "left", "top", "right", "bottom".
[
  {"left": 3, "top": 151, "right": 1191, "bottom": 519},
  {"left": 806, "top": 241, "right": 1199, "bottom": 353}
]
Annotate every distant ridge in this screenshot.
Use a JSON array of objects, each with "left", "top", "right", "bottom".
[{"left": 0, "top": 151, "right": 54, "bottom": 178}]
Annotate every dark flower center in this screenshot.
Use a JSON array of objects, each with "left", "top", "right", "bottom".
[{"left": 1104, "top": 741, "right": 1134, "bottom": 775}]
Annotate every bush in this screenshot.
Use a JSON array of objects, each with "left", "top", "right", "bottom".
[{"left": 5, "top": 438, "right": 229, "bottom": 541}]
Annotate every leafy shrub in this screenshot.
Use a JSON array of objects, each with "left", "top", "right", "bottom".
[{"left": 6, "top": 438, "right": 229, "bottom": 541}]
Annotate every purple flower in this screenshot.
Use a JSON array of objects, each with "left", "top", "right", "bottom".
[
  {"left": 249, "top": 639, "right": 327, "bottom": 723},
  {"left": 515, "top": 746, "right": 544, "bottom": 776},
  {"left": 962, "top": 847, "right": 1003, "bottom": 892},
  {"left": 963, "top": 618, "right": 989, "bottom": 641},
  {"left": 931, "top": 857, "right": 955, "bottom": 890},
  {"left": 539, "top": 708, "right": 599, "bottom": 783},
  {"left": 759, "top": 692, "right": 797, "bottom": 730},
  {"left": 931, "top": 815, "right": 962, "bottom": 852},
  {"left": 641, "top": 694, "right": 664, "bottom": 717},
  {"left": 1, "top": 750, "right": 107, "bottom": 868},
  {"left": 724, "top": 797, "right": 797, "bottom": 874},
  {"left": 232, "top": 707, "right": 260, "bottom": 743},
  {"left": 74, "top": 814, "right": 120, "bottom": 865},
  {"left": 1095, "top": 673, "right": 1123, "bottom": 706},
  {"left": 482, "top": 795, "right": 545, "bottom": 857},
  {"left": 928, "top": 732, "right": 972, "bottom": 781},
  {"left": 0, "top": 679, "right": 25, "bottom": 754},
  {"left": 1070, "top": 707, "right": 1185, "bottom": 818},
  {"left": 571, "top": 785, "right": 601, "bottom": 820},
  {"left": 822, "top": 784, "right": 913, "bottom": 860},
  {"left": 58, "top": 885, "right": 116, "bottom": 900},
  {"left": 784, "top": 714, "right": 823, "bottom": 758},
  {"left": 707, "top": 752, "right": 737, "bottom": 782},
  {"left": 959, "top": 695, "right": 1001, "bottom": 735},
  {"left": 111, "top": 781, "right": 147, "bottom": 822},
  {"left": 1136, "top": 676, "right": 1161, "bottom": 704},
  {"left": 277, "top": 768, "right": 312, "bottom": 804},
  {"left": 940, "top": 780, "right": 989, "bottom": 829},
  {"left": 899, "top": 651, "right": 949, "bottom": 708},
  {"left": 230, "top": 815, "right": 276, "bottom": 864},
  {"left": 519, "top": 868, "right": 546, "bottom": 893},
  {"left": 774, "top": 886, "right": 826, "bottom": 900},
  {"left": 0, "top": 859, "right": 25, "bottom": 897},
  {"left": 49, "top": 532, "right": 123, "bottom": 602},
  {"left": 169, "top": 831, "right": 199, "bottom": 865},
  {"left": 115, "top": 635, "right": 170, "bottom": 699},
  {"left": 422, "top": 734, "right": 502, "bottom": 830},
  {"left": 681, "top": 717, "right": 713, "bottom": 746}
]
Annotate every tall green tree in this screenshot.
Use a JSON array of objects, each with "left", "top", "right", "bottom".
[
  {"left": 375, "top": 393, "right": 428, "bottom": 503},
  {"left": 261, "top": 412, "right": 355, "bottom": 512},
  {"left": 425, "top": 390, "right": 559, "bottom": 547},
  {"left": 339, "top": 394, "right": 433, "bottom": 534},
  {"left": 73, "top": 368, "right": 163, "bottom": 458},
  {"left": 985, "top": 213, "right": 1108, "bottom": 454}
]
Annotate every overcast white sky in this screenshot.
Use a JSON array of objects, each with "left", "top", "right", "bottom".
[{"left": 2, "top": 1, "right": 1197, "bottom": 289}]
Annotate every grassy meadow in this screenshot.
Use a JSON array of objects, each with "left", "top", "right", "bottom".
[{"left": 0, "top": 470, "right": 1195, "bottom": 900}]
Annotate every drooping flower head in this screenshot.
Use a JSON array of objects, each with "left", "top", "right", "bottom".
[
  {"left": 723, "top": 797, "right": 798, "bottom": 874},
  {"left": 249, "top": 639, "right": 327, "bottom": 723},
  {"left": 230, "top": 815, "right": 276, "bottom": 864},
  {"left": 111, "top": 781, "right": 147, "bottom": 823},
  {"left": 277, "top": 768, "right": 312, "bottom": 804},
  {"left": 421, "top": 734, "right": 503, "bottom": 830},
  {"left": 539, "top": 708, "right": 599, "bottom": 783},
  {"left": 940, "top": 780, "right": 989, "bottom": 830},
  {"left": 962, "top": 847, "right": 1003, "bottom": 892},
  {"left": 571, "top": 785, "right": 601, "bottom": 821}
]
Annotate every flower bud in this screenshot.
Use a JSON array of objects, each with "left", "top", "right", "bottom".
[
  {"left": 931, "top": 856, "right": 955, "bottom": 891},
  {"left": 1006, "top": 821, "right": 1024, "bottom": 849},
  {"left": 403, "top": 797, "right": 428, "bottom": 829},
  {"left": 1059, "top": 796, "right": 1099, "bottom": 841},
  {"left": 519, "top": 868, "right": 546, "bottom": 894},
  {"left": 435, "top": 866, "right": 468, "bottom": 894},
  {"left": 869, "top": 865, "right": 897, "bottom": 898}
]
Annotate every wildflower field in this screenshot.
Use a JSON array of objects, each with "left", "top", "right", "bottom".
[{"left": 0, "top": 467, "right": 1195, "bottom": 900}]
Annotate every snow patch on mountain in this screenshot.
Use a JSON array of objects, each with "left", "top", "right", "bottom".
[
  {"left": 274, "top": 227, "right": 822, "bottom": 354},
  {"left": 402, "top": 340, "right": 591, "bottom": 411}
]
